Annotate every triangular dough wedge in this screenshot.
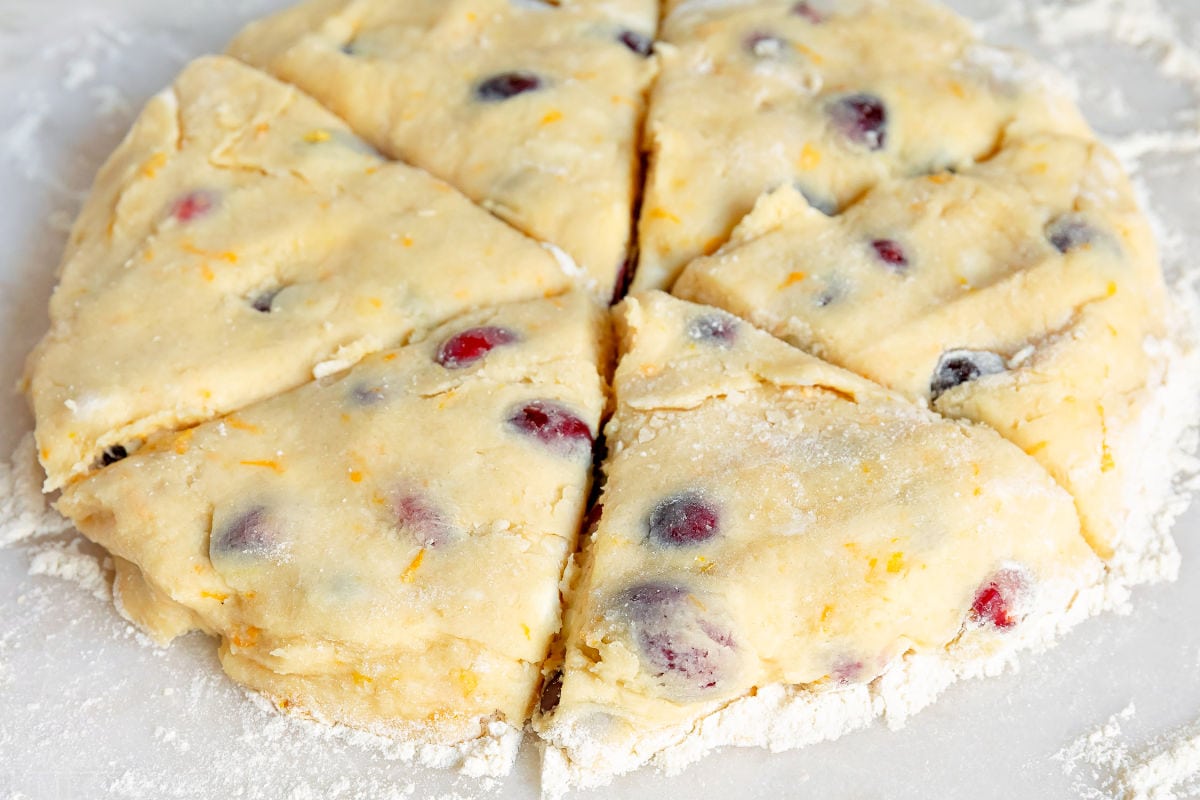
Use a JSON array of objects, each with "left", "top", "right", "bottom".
[
  {"left": 632, "top": 0, "right": 1090, "bottom": 291},
  {"left": 56, "top": 292, "right": 609, "bottom": 776},
  {"left": 535, "top": 292, "right": 1100, "bottom": 791},
  {"left": 674, "top": 131, "right": 1170, "bottom": 560},
  {"left": 230, "top": 0, "right": 659, "bottom": 299},
  {"left": 25, "top": 56, "right": 572, "bottom": 490}
]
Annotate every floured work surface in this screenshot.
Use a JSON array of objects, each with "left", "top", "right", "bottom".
[{"left": 2, "top": 0, "right": 1200, "bottom": 799}]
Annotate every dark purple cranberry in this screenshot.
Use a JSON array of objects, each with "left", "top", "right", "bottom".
[
  {"left": 930, "top": 349, "right": 1006, "bottom": 400},
  {"left": 539, "top": 670, "right": 563, "bottom": 714},
  {"left": 620, "top": 582, "right": 738, "bottom": 697},
  {"left": 507, "top": 400, "right": 593, "bottom": 455},
  {"left": 170, "top": 190, "right": 218, "bottom": 223},
  {"left": 648, "top": 493, "right": 721, "bottom": 547},
  {"left": 351, "top": 382, "right": 388, "bottom": 406},
  {"left": 250, "top": 288, "right": 282, "bottom": 313},
  {"left": 687, "top": 314, "right": 738, "bottom": 347},
  {"left": 969, "top": 567, "right": 1029, "bottom": 630},
  {"left": 745, "top": 32, "right": 788, "bottom": 58},
  {"left": 475, "top": 71, "right": 544, "bottom": 102},
  {"left": 1047, "top": 213, "right": 1098, "bottom": 253},
  {"left": 436, "top": 326, "right": 518, "bottom": 369},
  {"left": 393, "top": 493, "right": 454, "bottom": 548},
  {"left": 212, "top": 507, "right": 278, "bottom": 558},
  {"left": 618, "top": 29, "right": 653, "bottom": 57},
  {"left": 791, "top": 1, "right": 825, "bottom": 22},
  {"left": 828, "top": 93, "right": 888, "bottom": 151},
  {"left": 100, "top": 445, "right": 128, "bottom": 466},
  {"left": 871, "top": 239, "right": 908, "bottom": 272}
]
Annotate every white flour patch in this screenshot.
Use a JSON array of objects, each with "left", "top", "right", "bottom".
[{"left": 1058, "top": 705, "right": 1200, "bottom": 799}]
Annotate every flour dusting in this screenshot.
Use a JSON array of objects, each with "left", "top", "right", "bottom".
[{"left": 1058, "top": 705, "right": 1200, "bottom": 800}]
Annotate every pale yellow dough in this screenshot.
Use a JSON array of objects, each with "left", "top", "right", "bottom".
[
  {"left": 674, "top": 130, "right": 1169, "bottom": 559},
  {"left": 633, "top": 0, "right": 1090, "bottom": 292},
  {"left": 56, "top": 292, "right": 609, "bottom": 768},
  {"left": 24, "top": 56, "right": 572, "bottom": 491},
  {"left": 535, "top": 292, "right": 1101, "bottom": 782},
  {"left": 230, "top": 0, "right": 659, "bottom": 299}
]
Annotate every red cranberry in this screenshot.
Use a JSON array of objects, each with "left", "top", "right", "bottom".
[
  {"left": 791, "top": 1, "right": 825, "bottom": 22},
  {"left": 476, "top": 71, "right": 543, "bottom": 102},
  {"left": 648, "top": 493, "right": 721, "bottom": 547},
  {"left": 435, "top": 326, "right": 518, "bottom": 369},
  {"left": 170, "top": 190, "right": 218, "bottom": 223},
  {"left": 393, "top": 493, "right": 454, "bottom": 548},
  {"left": 969, "top": 567, "right": 1030, "bottom": 630},
  {"left": 930, "top": 349, "right": 1006, "bottom": 400},
  {"left": 871, "top": 239, "right": 908, "bottom": 272},
  {"left": 619, "top": 30, "right": 653, "bottom": 57},
  {"left": 507, "top": 400, "right": 593, "bottom": 455},
  {"left": 829, "top": 93, "right": 888, "bottom": 151}
]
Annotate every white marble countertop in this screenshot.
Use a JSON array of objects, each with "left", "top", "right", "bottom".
[{"left": 1, "top": 1, "right": 1198, "bottom": 798}]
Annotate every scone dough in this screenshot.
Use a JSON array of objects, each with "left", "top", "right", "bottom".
[
  {"left": 632, "top": 0, "right": 1090, "bottom": 292},
  {"left": 24, "top": 56, "right": 572, "bottom": 491},
  {"left": 535, "top": 292, "right": 1100, "bottom": 784},
  {"left": 57, "top": 293, "right": 609, "bottom": 772},
  {"left": 674, "top": 130, "right": 1168, "bottom": 559},
  {"left": 230, "top": 0, "right": 659, "bottom": 299}
]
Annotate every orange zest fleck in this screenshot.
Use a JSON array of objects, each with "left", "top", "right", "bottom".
[
  {"left": 1025, "top": 441, "right": 1049, "bottom": 456},
  {"left": 225, "top": 415, "right": 262, "bottom": 434},
  {"left": 382, "top": 353, "right": 397, "bottom": 362},
  {"left": 647, "top": 207, "right": 681, "bottom": 224},
  {"left": 401, "top": 549, "right": 425, "bottom": 583},
  {"left": 200, "top": 590, "right": 229, "bottom": 602},
  {"left": 351, "top": 671, "right": 373, "bottom": 687},
  {"left": 200, "top": 264, "right": 215, "bottom": 282},
  {"left": 886, "top": 552, "right": 905, "bottom": 574},
  {"left": 781, "top": 271, "right": 807, "bottom": 288},
  {"left": 401, "top": 235, "right": 414, "bottom": 247},
  {"left": 238, "top": 459, "right": 285, "bottom": 474},
  {"left": 348, "top": 470, "right": 364, "bottom": 483},
  {"left": 521, "top": 623, "right": 531, "bottom": 641},
  {"left": 141, "top": 152, "right": 168, "bottom": 179},
  {"left": 797, "top": 142, "right": 821, "bottom": 171},
  {"left": 303, "top": 129, "right": 332, "bottom": 144},
  {"left": 229, "top": 625, "right": 260, "bottom": 648},
  {"left": 539, "top": 110, "right": 564, "bottom": 126},
  {"left": 452, "top": 668, "right": 478, "bottom": 696},
  {"left": 927, "top": 172, "right": 953, "bottom": 185}
]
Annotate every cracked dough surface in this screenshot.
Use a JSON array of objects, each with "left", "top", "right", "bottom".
[
  {"left": 674, "top": 130, "right": 1169, "bottom": 559},
  {"left": 24, "top": 56, "right": 572, "bottom": 492},
  {"left": 56, "top": 292, "right": 608, "bottom": 768},
  {"left": 534, "top": 292, "right": 1100, "bottom": 782},
  {"left": 633, "top": 0, "right": 1090, "bottom": 292},
  {"left": 230, "top": 0, "right": 659, "bottom": 299}
]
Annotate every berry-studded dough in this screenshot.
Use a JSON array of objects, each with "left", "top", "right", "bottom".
[
  {"left": 230, "top": 0, "right": 659, "bottom": 299},
  {"left": 674, "top": 130, "right": 1169, "bottom": 559},
  {"left": 24, "top": 56, "right": 572, "bottom": 491},
  {"left": 55, "top": 292, "right": 609, "bottom": 775},
  {"left": 535, "top": 292, "right": 1102, "bottom": 787},
  {"left": 632, "top": 0, "right": 1090, "bottom": 292}
]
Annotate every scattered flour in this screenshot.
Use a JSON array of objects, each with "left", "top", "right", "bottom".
[
  {"left": 1, "top": 1, "right": 1200, "bottom": 799},
  {"left": 1058, "top": 704, "right": 1200, "bottom": 800}
]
